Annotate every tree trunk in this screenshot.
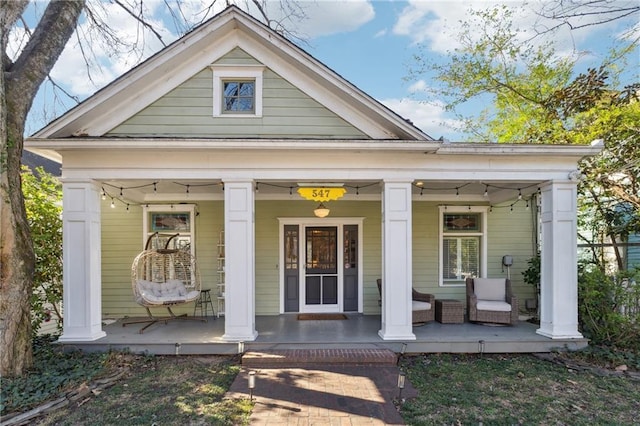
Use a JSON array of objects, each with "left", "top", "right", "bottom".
[{"left": 1, "top": 0, "right": 85, "bottom": 377}]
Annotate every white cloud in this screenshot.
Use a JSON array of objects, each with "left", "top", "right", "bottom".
[
  {"left": 273, "top": 0, "right": 375, "bottom": 38},
  {"left": 408, "top": 80, "right": 427, "bottom": 93},
  {"left": 374, "top": 28, "right": 388, "bottom": 38},
  {"left": 7, "top": 26, "right": 28, "bottom": 61},
  {"left": 47, "top": 1, "right": 376, "bottom": 96},
  {"left": 50, "top": 2, "right": 175, "bottom": 96},
  {"left": 392, "top": 0, "right": 631, "bottom": 56},
  {"left": 380, "top": 98, "right": 464, "bottom": 140}
]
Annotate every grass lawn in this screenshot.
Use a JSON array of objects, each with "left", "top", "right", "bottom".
[
  {"left": 2, "top": 340, "right": 639, "bottom": 425},
  {"left": 35, "top": 355, "right": 253, "bottom": 426},
  {"left": 399, "top": 353, "right": 640, "bottom": 425}
]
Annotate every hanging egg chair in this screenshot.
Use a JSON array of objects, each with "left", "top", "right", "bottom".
[{"left": 123, "top": 232, "right": 204, "bottom": 333}]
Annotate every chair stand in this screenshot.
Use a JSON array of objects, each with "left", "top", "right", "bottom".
[{"left": 122, "top": 306, "right": 205, "bottom": 334}]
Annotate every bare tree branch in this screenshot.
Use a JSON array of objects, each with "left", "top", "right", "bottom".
[
  {"left": 113, "top": 0, "right": 166, "bottom": 47},
  {"left": 7, "top": 1, "right": 85, "bottom": 125},
  {"left": 536, "top": 0, "right": 640, "bottom": 34}
]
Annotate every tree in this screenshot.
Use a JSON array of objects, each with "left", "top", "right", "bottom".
[
  {"left": 409, "top": 6, "right": 639, "bottom": 270},
  {"left": 408, "top": 6, "right": 577, "bottom": 142},
  {"left": 1, "top": 0, "right": 304, "bottom": 377},
  {"left": 1, "top": 0, "right": 85, "bottom": 378}
]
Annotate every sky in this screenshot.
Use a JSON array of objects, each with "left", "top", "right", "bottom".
[{"left": 13, "top": 0, "right": 640, "bottom": 141}]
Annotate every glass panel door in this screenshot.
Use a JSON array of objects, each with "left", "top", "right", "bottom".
[{"left": 304, "top": 227, "right": 338, "bottom": 309}]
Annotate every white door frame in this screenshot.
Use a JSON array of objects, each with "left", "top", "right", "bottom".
[{"left": 278, "top": 217, "right": 364, "bottom": 314}]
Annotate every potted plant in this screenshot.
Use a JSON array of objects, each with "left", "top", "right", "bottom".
[{"left": 522, "top": 253, "right": 540, "bottom": 319}]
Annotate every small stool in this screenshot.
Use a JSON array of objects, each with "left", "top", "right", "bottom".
[{"left": 193, "top": 289, "right": 215, "bottom": 319}]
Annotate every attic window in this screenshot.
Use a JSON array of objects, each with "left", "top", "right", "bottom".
[
  {"left": 223, "top": 80, "right": 255, "bottom": 113},
  {"left": 211, "top": 65, "right": 264, "bottom": 117}
]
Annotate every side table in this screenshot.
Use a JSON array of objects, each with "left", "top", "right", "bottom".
[{"left": 435, "top": 299, "right": 464, "bottom": 324}]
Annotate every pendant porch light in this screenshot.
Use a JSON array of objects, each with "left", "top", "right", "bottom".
[{"left": 313, "top": 203, "right": 330, "bottom": 218}]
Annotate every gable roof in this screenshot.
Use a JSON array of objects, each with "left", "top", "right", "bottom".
[{"left": 33, "top": 6, "right": 432, "bottom": 141}]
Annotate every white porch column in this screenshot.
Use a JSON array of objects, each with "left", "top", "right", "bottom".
[
  {"left": 59, "top": 180, "right": 106, "bottom": 342},
  {"left": 378, "top": 180, "right": 416, "bottom": 341},
  {"left": 537, "top": 180, "right": 583, "bottom": 339},
  {"left": 222, "top": 179, "right": 258, "bottom": 341}
]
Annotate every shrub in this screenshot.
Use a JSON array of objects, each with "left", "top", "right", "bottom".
[
  {"left": 22, "top": 166, "right": 63, "bottom": 335},
  {"left": 578, "top": 263, "right": 640, "bottom": 350}
]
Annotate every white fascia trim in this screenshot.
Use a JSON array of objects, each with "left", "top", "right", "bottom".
[
  {"left": 436, "top": 143, "right": 603, "bottom": 157},
  {"left": 24, "top": 138, "right": 442, "bottom": 153},
  {"left": 211, "top": 65, "right": 265, "bottom": 117}
]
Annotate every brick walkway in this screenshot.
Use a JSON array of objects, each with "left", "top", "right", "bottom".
[{"left": 226, "top": 349, "right": 417, "bottom": 425}]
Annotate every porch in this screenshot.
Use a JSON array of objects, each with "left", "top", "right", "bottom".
[{"left": 60, "top": 314, "right": 588, "bottom": 355}]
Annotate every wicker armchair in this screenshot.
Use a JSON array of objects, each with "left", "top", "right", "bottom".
[
  {"left": 377, "top": 279, "right": 435, "bottom": 324},
  {"left": 466, "top": 277, "right": 518, "bottom": 325}
]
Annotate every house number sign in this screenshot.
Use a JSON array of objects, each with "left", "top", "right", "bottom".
[{"left": 297, "top": 187, "right": 346, "bottom": 202}]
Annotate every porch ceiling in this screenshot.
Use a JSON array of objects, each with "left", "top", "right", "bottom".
[{"left": 100, "top": 178, "right": 542, "bottom": 204}]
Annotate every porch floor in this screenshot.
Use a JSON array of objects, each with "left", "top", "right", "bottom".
[{"left": 63, "top": 314, "right": 588, "bottom": 355}]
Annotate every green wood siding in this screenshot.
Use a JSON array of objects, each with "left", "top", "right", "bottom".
[
  {"left": 254, "top": 200, "right": 382, "bottom": 315},
  {"left": 486, "top": 206, "right": 536, "bottom": 303},
  {"left": 107, "top": 48, "right": 367, "bottom": 139},
  {"left": 101, "top": 200, "right": 222, "bottom": 318},
  {"left": 412, "top": 202, "right": 535, "bottom": 305},
  {"left": 100, "top": 199, "right": 535, "bottom": 318}
]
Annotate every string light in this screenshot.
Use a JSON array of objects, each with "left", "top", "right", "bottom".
[{"left": 98, "top": 180, "right": 539, "bottom": 212}]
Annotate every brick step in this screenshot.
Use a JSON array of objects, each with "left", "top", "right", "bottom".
[{"left": 242, "top": 348, "right": 398, "bottom": 368}]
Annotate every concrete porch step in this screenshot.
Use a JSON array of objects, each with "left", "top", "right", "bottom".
[{"left": 242, "top": 348, "right": 398, "bottom": 368}]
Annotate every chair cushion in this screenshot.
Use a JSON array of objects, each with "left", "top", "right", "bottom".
[
  {"left": 473, "top": 278, "right": 506, "bottom": 301},
  {"left": 412, "top": 300, "right": 432, "bottom": 311},
  {"left": 137, "top": 279, "right": 162, "bottom": 297},
  {"left": 166, "top": 279, "right": 188, "bottom": 296},
  {"left": 477, "top": 300, "right": 512, "bottom": 312}
]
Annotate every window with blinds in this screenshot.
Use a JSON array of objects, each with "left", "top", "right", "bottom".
[
  {"left": 443, "top": 237, "right": 479, "bottom": 280},
  {"left": 441, "top": 211, "right": 484, "bottom": 286}
]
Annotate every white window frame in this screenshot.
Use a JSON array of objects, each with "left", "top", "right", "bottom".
[
  {"left": 142, "top": 204, "right": 196, "bottom": 259},
  {"left": 211, "top": 65, "right": 264, "bottom": 117},
  {"left": 438, "top": 206, "right": 488, "bottom": 287}
]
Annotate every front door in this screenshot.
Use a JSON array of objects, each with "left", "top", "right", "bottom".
[
  {"left": 281, "top": 221, "right": 361, "bottom": 313},
  {"left": 304, "top": 226, "right": 338, "bottom": 312}
]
